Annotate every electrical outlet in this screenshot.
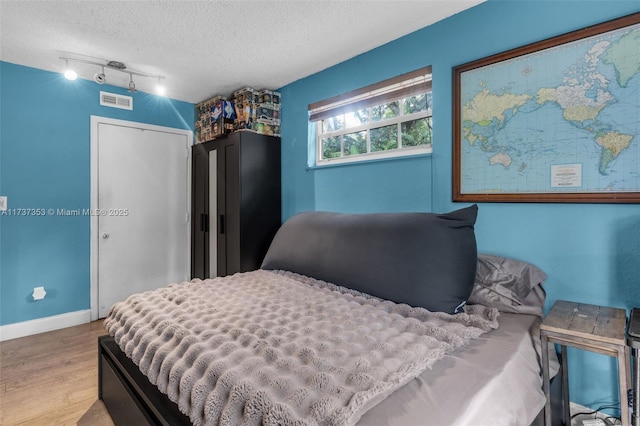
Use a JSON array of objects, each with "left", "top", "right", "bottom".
[
  {"left": 32, "top": 286, "right": 47, "bottom": 301},
  {"left": 0, "top": 196, "right": 6, "bottom": 211},
  {"left": 581, "top": 419, "right": 606, "bottom": 426}
]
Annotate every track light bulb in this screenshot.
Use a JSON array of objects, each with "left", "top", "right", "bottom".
[
  {"left": 155, "top": 84, "right": 166, "bottom": 96},
  {"left": 63, "top": 60, "right": 77, "bottom": 80},
  {"left": 64, "top": 69, "right": 78, "bottom": 80}
]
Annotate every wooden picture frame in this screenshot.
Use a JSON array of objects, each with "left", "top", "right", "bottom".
[{"left": 452, "top": 12, "right": 640, "bottom": 203}]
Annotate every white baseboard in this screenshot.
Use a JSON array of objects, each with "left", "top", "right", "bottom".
[{"left": 0, "top": 310, "right": 91, "bottom": 342}]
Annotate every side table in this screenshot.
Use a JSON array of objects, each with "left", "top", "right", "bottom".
[
  {"left": 628, "top": 308, "right": 640, "bottom": 426},
  {"left": 541, "top": 300, "right": 631, "bottom": 426}
]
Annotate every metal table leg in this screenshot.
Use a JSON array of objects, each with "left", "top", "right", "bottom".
[{"left": 633, "top": 347, "right": 639, "bottom": 426}]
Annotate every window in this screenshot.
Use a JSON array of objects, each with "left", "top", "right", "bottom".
[{"left": 309, "top": 66, "right": 432, "bottom": 165}]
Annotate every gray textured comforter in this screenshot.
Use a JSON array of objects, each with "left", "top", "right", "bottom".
[{"left": 104, "top": 270, "right": 499, "bottom": 426}]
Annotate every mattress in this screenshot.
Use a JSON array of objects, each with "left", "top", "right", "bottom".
[
  {"left": 359, "top": 312, "right": 554, "bottom": 426},
  {"left": 105, "top": 270, "right": 501, "bottom": 425}
]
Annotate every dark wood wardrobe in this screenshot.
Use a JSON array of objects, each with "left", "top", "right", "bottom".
[{"left": 191, "top": 131, "right": 281, "bottom": 279}]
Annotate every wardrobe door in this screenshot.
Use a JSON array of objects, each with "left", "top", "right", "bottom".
[
  {"left": 237, "top": 132, "right": 281, "bottom": 273},
  {"left": 208, "top": 149, "right": 218, "bottom": 278},
  {"left": 220, "top": 138, "right": 241, "bottom": 275},
  {"left": 191, "top": 145, "right": 209, "bottom": 279}
]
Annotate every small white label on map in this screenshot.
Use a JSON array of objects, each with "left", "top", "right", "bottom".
[{"left": 551, "top": 164, "right": 582, "bottom": 188}]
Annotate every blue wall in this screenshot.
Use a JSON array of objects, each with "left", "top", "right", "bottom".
[
  {"left": 0, "top": 62, "right": 193, "bottom": 325},
  {"left": 279, "top": 0, "right": 640, "bottom": 412}
]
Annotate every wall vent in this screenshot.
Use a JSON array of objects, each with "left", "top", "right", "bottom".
[{"left": 100, "top": 91, "right": 133, "bottom": 110}]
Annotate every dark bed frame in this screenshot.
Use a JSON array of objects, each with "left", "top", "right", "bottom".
[
  {"left": 98, "top": 335, "right": 190, "bottom": 425},
  {"left": 98, "top": 334, "right": 565, "bottom": 426}
]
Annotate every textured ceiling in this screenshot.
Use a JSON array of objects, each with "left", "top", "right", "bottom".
[{"left": 0, "top": 0, "right": 484, "bottom": 103}]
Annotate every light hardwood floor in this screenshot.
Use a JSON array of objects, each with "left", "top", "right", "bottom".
[{"left": 0, "top": 321, "right": 115, "bottom": 426}]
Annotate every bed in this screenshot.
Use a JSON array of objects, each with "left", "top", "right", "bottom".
[{"left": 98, "top": 205, "right": 561, "bottom": 425}]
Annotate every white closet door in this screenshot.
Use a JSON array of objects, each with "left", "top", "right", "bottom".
[{"left": 96, "top": 121, "right": 189, "bottom": 318}]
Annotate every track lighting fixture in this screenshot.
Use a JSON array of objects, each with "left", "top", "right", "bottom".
[
  {"left": 94, "top": 66, "right": 106, "bottom": 85},
  {"left": 128, "top": 73, "right": 137, "bottom": 93},
  {"left": 60, "top": 56, "right": 165, "bottom": 95}
]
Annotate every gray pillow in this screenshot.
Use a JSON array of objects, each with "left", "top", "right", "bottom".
[
  {"left": 467, "top": 253, "right": 548, "bottom": 316},
  {"left": 261, "top": 205, "right": 478, "bottom": 314}
]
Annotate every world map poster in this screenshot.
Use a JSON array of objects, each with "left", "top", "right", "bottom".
[{"left": 454, "top": 13, "right": 640, "bottom": 203}]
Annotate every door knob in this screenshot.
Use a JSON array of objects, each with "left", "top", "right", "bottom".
[{"left": 102, "top": 233, "right": 110, "bottom": 239}]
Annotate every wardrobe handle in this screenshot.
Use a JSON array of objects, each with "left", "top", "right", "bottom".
[
  {"left": 200, "top": 213, "right": 209, "bottom": 232},
  {"left": 219, "top": 215, "right": 225, "bottom": 235}
]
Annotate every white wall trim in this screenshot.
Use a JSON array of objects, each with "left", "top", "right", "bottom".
[{"left": 0, "top": 310, "right": 91, "bottom": 342}]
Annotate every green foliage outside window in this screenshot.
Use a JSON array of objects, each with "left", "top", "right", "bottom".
[
  {"left": 344, "top": 131, "right": 367, "bottom": 155},
  {"left": 322, "top": 136, "right": 341, "bottom": 159},
  {"left": 403, "top": 93, "right": 429, "bottom": 115},
  {"left": 319, "top": 92, "right": 431, "bottom": 161},
  {"left": 370, "top": 125, "right": 398, "bottom": 152},
  {"left": 402, "top": 117, "right": 432, "bottom": 147},
  {"left": 371, "top": 101, "right": 399, "bottom": 122}
]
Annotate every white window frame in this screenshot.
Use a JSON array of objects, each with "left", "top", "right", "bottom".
[{"left": 309, "top": 66, "right": 432, "bottom": 166}]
